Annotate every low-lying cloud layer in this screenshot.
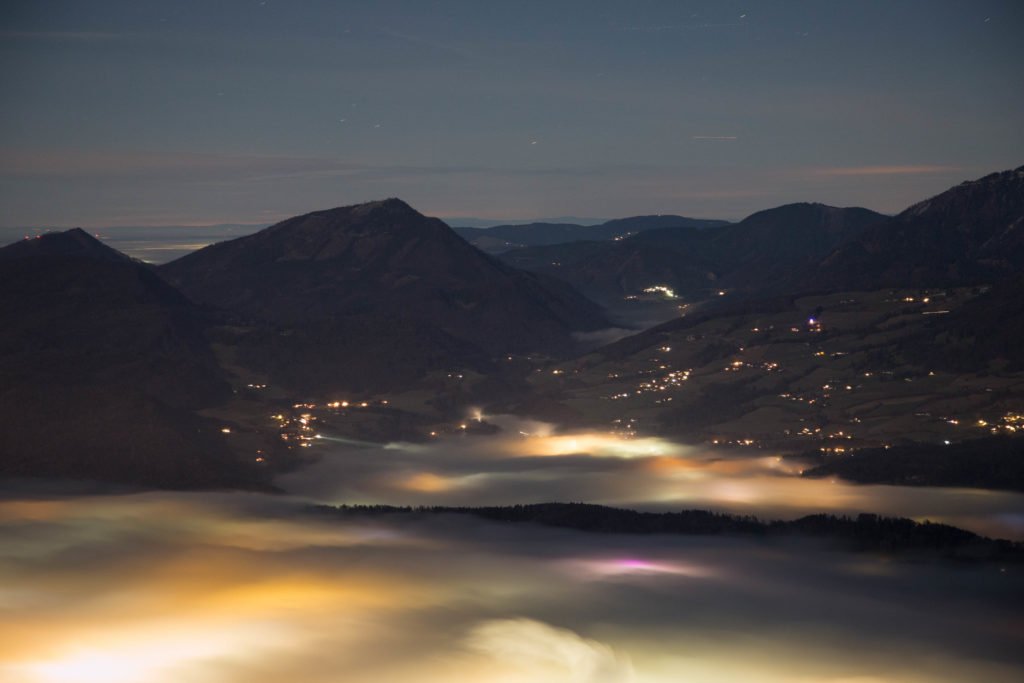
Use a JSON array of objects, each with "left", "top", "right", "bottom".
[
  {"left": 0, "top": 493, "right": 1020, "bottom": 683},
  {"left": 279, "top": 417, "right": 1024, "bottom": 540}
]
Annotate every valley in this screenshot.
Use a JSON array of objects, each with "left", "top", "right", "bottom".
[{"left": 4, "top": 168, "right": 1024, "bottom": 498}]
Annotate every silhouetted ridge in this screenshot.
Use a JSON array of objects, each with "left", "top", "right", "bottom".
[
  {"left": 802, "top": 436, "right": 1024, "bottom": 492},
  {"left": 0, "top": 228, "right": 130, "bottom": 263},
  {"left": 454, "top": 214, "right": 729, "bottom": 252},
  {"left": 0, "top": 233, "right": 259, "bottom": 489},
  {"left": 313, "top": 502, "right": 1021, "bottom": 558},
  {"left": 267, "top": 198, "right": 445, "bottom": 240},
  {"left": 813, "top": 165, "right": 1024, "bottom": 290},
  {"left": 159, "top": 199, "right": 609, "bottom": 391},
  {"left": 498, "top": 203, "right": 885, "bottom": 303}
]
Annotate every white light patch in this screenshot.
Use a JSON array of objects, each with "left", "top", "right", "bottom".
[
  {"left": 466, "top": 618, "right": 634, "bottom": 683},
  {"left": 12, "top": 621, "right": 286, "bottom": 683}
]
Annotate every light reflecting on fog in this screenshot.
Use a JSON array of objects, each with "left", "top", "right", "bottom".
[
  {"left": 278, "top": 417, "right": 1024, "bottom": 540},
  {"left": 0, "top": 494, "right": 1020, "bottom": 683}
]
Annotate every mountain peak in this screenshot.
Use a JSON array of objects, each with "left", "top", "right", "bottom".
[
  {"left": 898, "top": 164, "right": 1024, "bottom": 222},
  {"left": 745, "top": 202, "right": 834, "bottom": 218},
  {"left": 159, "top": 198, "right": 501, "bottom": 300},
  {"left": 354, "top": 197, "right": 417, "bottom": 213},
  {"left": 738, "top": 202, "right": 885, "bottom": 231},
  {"left": 304, "top": 197, "right": 422, "bottom": 222},
  {"left": 0, "top": 227, "right": 128, "bottom": 263},
  {"left": 159, "top": 197, "right": 606, "bottom": 389},
  {"left": 260, "top": 198, "right": 450, "bottom": 247},
  {"left": 158, "top": 200, "right": 609, "bottom": 382},
  {"left": 814, "top": 165, "right": 1024, "bottom": 290}
]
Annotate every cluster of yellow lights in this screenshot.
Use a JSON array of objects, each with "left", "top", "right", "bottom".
[
  {"left": 723, "top": 360, "right": 748, "bottom": 372},
  {"left": 634, "top": 369, "right": 691, "bottom": 396},
  {"left": 277, "top": 412, "right": 318, "bottom": 447},
  {"left": 969, "top": 413, "right": 1024, "bottom": 434},
  {"left": 709, "top": 438, "right": 758, "bottom": 447},
  {"left": 642, "top": 284, "right": 677, "bottom": 299}
]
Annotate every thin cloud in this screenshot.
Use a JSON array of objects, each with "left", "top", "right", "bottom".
[
  {"left": 0, "top": 149, "right": 734, "bottom": 187},
  {"left": 614, "top": 23, "right": 744, "bottom": 32},
  {"left": 813, "top": 165, "right": 963, "bottom": 177},
  {"left": 0, "top": 149, "right": 315, "bottom": 176},
  {"left": 0, "top": 31, "right": 127, "bottom": 41}
]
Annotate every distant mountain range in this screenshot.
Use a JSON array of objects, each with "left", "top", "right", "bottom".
[
  {"left": 447, "top": 215, "right": 607, "bottom": 229},
  {"left": 499, "top": 166, "right": 1024, "bottom": 307},
  {"left": 499, "top": 203, "right": 887, "bottom": 304},
  {"left": 453, "top": 214, "right": 729, "bottom": 253}
]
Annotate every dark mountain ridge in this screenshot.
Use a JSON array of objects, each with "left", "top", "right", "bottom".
[
  {"left": 0, "top": 230, "right": 258, "bottom": 488},
  {"left": 316, "top": 502, "right": 1021, "bottom": 558},
  {"left": 159, "top": 199, "right": 610, "bottom": 391},
  {"left": 813, "top": 166, "right": 1024, "bottom": 290},
  {"left": 453, "top": 214, "right": 729, "bottom": 253},
  {"left": 0, "top": 227, "right": 131, "bottom": 263},
  {"left": 499, "top": 202, "right": 886, "bottom": 304},
  {"left": 699, "top": 203, "right": 887, "bottom": 287}
]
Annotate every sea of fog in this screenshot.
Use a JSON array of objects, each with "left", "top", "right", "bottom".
[
  {"left": 283, "top": 415, "right": 1024, "bottom": 542},
  {"left": 1, "top": 417, "right": 1022, "bottom": 682},
  {"left": 0, "top": 491, "right": 1020, "bottom": 683}
]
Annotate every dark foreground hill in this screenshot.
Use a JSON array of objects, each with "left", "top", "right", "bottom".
[
  {"left": 159, "top": 199, "right": 609, "bottom": 392},
  {"left": 315, "top": 502, "right": 1022, "bottom": 559},
  {"left": 802, "top": 436, "right": 1024, "bottom": 492},
  {"left": 0, "top": 230, "right": 264, "bottom": 489}
]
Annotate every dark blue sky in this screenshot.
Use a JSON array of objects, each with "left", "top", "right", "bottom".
[{"left": 1, "top": 0, "right": 1021, "bottom": 226}]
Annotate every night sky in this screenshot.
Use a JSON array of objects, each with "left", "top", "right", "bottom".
[{"left": 1, "top": 0, "right": 1022, "bottom": 226}]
